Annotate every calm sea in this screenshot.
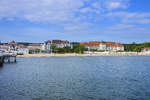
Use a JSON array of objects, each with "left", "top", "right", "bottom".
[{"left": 0, "top": 56, "right": 150, "bottom": 100}]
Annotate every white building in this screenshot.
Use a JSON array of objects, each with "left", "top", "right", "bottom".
[
  {"left": 43, "top": 40, "right": 72, "bottom": 53},
  {"left": 27, "top": 44, "right": 43, "bottom": 54},
  {"left": 81, "top": 41, "right": 124, "bottom": 51},
  {"left": 0, "top": 41, "right": 29, "bottom": 54},
  {"left": 17, "top": 45, "right": 29, "bottom": 55},
  {"left": 142, "top": 47, "right": 150, "bottom": 52}
]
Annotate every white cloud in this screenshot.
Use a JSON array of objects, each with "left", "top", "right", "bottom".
[
  {"left": 63, "top": 22, "right": 92, "bottom": 31},
  {"left": 109, "top": 24, "right": 135, "bottom": 30},
  {"left": 0, "top": 0, "right": 130, "bottom": 23},
  {"left": 106, "top": 12, "right": 150, "bottom": 24},
  {"left": 107, "top": 12, "right": 150, "bottom": 18},
  {"left": 105, "top": 0, "right": 129, "bottom": 10},
  {"left": 123, "top": 19, "right": 150, "bottom": 24},
  {"left": 106, "top": 2, "right": 125, "bottom": 10},
  {"left": 80, "top": 7, "right": 100, "bottom": 14},
  {"left": 0, "top": 0, "right": 84, "bottom": 22}
]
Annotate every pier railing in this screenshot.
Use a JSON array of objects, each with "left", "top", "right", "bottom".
[{"left": 0, "top": 52, "right": 17, "bottom": 66}]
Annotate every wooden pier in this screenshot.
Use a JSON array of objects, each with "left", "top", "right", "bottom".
[
  {"left": 0, "top": 53, "right": 17, "bottom": 66},
  {"left": 0, "top": 55, "right": 4, "bottom": 66}
]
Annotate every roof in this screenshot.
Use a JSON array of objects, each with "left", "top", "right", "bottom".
[
  {"left": 81, "top": 41, "right": 101, "bottom": 47},
  {"left": 105, "top": 42, "right": 123, "bottom": 47},
  {"left": 81, "top": 41, "right": 124, "bottom": 47},
  {"left": 19, "top": 44, "right": 27, "bottom": 48},
  {"left": 46, "top": 40, "right": 69, "bottom": 44},
  {"left": 144, "top": 47, "right": 150, "bottom": 51},
  {"left": 28, "top": 44, "right": 42, "bottom": 46},
  {"left": 10, "top": 40, "right": 16, "bottom": 43}
]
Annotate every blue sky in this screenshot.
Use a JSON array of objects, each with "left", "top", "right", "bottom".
[{"left": 0, "top": 0, "right": 150, "bottom": 43}]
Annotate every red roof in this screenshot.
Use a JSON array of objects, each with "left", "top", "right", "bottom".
[
  {"left": 81, "top": 41, "right": 123, "bottom": 47},
  {"left": 19, "top": 44, "right": 27, "bottom": 48},
  {"left": 144, "top": 47, "right": 150, "bottom": 51},
  {"left": 81, "top": 41, "right": 101, "bottom": 47},
  {"left": 105, "top": 42, "right": 123, "bottom": 47},
  {"left": 10, "top": 40, "right": 16, "bottom": 43}
]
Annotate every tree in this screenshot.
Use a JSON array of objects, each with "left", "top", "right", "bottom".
[
  {"left": 41, "top": 50, "right": 45, "bottom": 53},
  {"left": 63, "top": 46, "right": 72, "bottom": 53},
  {"left": 72, "top": 42, "right": 80, "bottom": 51},
  {"left": 50, "top": 44, "right": 56, "bottom": 53},
  {"left": 124, "top": 42, "right": 150, "bottom": 52},
  {"left": 56, "top": 48, "right": 65, "bottom": 53},
  {"left": 90, "top": 49, "right": 97, "bottom": 52},
  {"left": 29, "top": 50, "right": 33, "bottom": 54},
  {"left": 74, "top": 45, "right": 86, "bottom": 54},
  {"left": 35, "top": 49, "right": 40, "bottom": 54}
]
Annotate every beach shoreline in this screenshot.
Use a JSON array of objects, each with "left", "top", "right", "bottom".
[{"left": 17, "top": 52, "right": 150, "bottom": 58}]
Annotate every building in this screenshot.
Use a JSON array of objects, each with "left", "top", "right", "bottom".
[
  {"left": 27, "top": 43, "right": 43, "bottom": 54},
  {"left": 81, "top": 41, "right": 124, "bottom": 51},
  {"left": 17, "top": 45, "right": 29, "bottom": 55},
  {"left": 43, "top": 40, "right": 72, "bottom": 53},
  {"left": 0, "top": 41, "right": 29, "bottom": 54},
  {"left": 142, "top": 47, "right": 150, "bottom": 52}
]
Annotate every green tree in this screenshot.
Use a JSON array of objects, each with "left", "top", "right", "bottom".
[
  {"left": 63, "top": 46, "right": 72, "bottom": 53},
  {"left": 50, "top": 44, "right": 56, "bottom": 53},
  {"left": 74, "top": 48, "right": 80, "bottom": 53},
  {"left": 72, "top": 42, "right": 80, "bottom": 51},
  {"left": 74, "top": 45, "right": 86, "bottom": 54},
  {"left": 35, "top": 49, "right": 40, "bottom": 54},
  {"left": 41, "top": 50, "right": 45, "bottom": 53},
  {"left": 124, "top": 42, "right": 150, "bottom": 52},
  {"left": 90, "top": 49, "right": 97, "bottom": 52},
  {"left": 56, "top": 48, "right": 65, "bottom": 53},
  {"left": 29, "top": 50, "right": 33, "bottom": 54}
]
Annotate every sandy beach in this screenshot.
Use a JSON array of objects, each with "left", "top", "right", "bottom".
[{"left": 17, "top": 52, "right": 150, "bottom": 57}]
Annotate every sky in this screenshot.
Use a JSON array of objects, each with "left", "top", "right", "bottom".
[{"left": 0, "top": 0, "right": 150, "bottom": 43}]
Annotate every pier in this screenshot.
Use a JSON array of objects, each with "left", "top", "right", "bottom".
[{"left": 0, "top": 53, "right": 17, "bottom": 66}]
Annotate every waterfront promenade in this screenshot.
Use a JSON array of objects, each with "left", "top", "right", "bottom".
[{"left": 17, "top": 52, "right": 150, "bottom": 58}]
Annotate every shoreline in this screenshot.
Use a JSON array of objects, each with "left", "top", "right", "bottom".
[{"left": 17, "top": 52, "right": 150, "bottom": 58}]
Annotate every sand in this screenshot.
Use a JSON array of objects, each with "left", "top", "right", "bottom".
[{"left": 17, "top": 52, "right": 150, "bottom": 58}]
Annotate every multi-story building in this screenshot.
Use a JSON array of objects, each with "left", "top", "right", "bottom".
[
  {"left": 81, "top": 41, "right": 124, "bottom": 51},
  {"left": 43, "top": 40, "right": 72, "bottom": 52},
  {"left": 0, "top": 41, "right": 29, "bottom": 54}
]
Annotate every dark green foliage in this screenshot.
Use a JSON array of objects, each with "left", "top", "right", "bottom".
[
  {"left": 116, "top": 50, "right": 124, "bottom": 52},
  {"left": 90, "top": 49, "right": 98, "bottom": 51},
  {"left": 55, "top": 45, "right": 86, "bottom": 54},
  {"left": 98, "top": 50, "right": 105, "bottom": 52},
  {"left": 63, "top": 46, "right": 72, "bottom": 53},
  {"left": 29, "top": 50, "right": 33, "bottom": 54},
  {"left": 50, "top": 44, "right": 56, "bottom": 53},
  {"left": 74, "top": 45, "right": 86, "bottom": 54},
  {"left": 124, "top": 42, "right": 150, "bottom": 52},
  {"left": 35, "top": 49, "right": 40, "bottom": 53},
  {"left": 56, "top": 48, "right": 65, "bottom": 54},
  {"left": 41, "top": 50, "right": 45, "bottom": 53},
  {"left": 72, "top": 42, "right": 80, "bottom": 52}
]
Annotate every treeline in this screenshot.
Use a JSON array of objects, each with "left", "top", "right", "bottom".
[{"left": 124, "top": 42, "right": 150, "bottom": 52}]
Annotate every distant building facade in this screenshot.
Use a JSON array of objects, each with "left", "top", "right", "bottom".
[
  {"left": 0, "top": 41, "right": 29, "bottom": 54},
  {"left": 142, "top": 47, "right": 150, "bottom": 52},
  {"left": 81, "top": 41, "right": 124, "bottom": 51},
  {"left": 27, "top": 43, "right": 43, "bottom": 54},
  {"left": 43, "top": 40, "right": 72, "bottom": 52}
]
